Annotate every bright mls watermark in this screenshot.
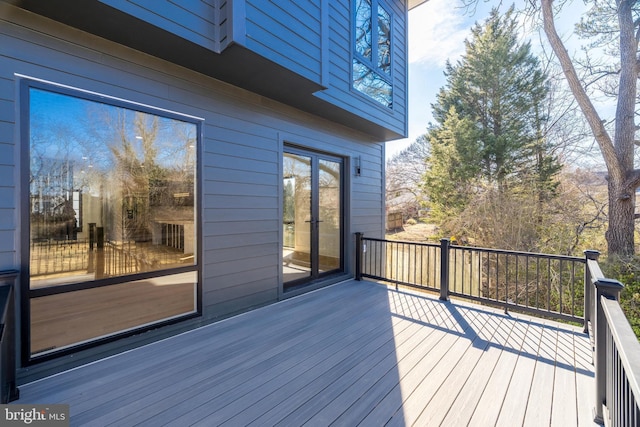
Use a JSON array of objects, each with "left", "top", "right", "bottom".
[{"left": 0, "top": 405, "right": 69, "bottom": 426}]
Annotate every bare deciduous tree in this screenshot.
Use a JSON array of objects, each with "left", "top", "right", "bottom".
[
  {"left": 540, "top": 0, "right": 639, "bottom": 257},
  {"left": 461, "top": 0, "right": 639, "bottom": 256},
  {"left": 386, "top": 135, "right": 430, "bottom": 220}
]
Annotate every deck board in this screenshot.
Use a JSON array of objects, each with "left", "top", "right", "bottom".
[
  {"left": 24, "top": 281, "right": 358, "bottom": 401},
  {"left": 384, "top": 304, "right": 497, "bottom": 426},
  {"left": 77, "top": 284, "right": 391, "bottom": 426},
  {"left": 467, "top": 313, "right": 530, "bottom": 426},
  {"left": 439, "top": 313, "right": 515, "bottom": 426},
  {"left": 412, "top": 309, "right": 507, "bottom": 426},
  {"left": 246, "top": 320, "right": 429, "bottom": 426},
  {"left": 575, "top": 330, "right": 596, "bottom": 427},
  {"left": 523, "top": 319, "right": 559, "bottom": 426},
  {"left": 495, "top": 318, "right": 546, "bottom": 427},
  {"left": 551, "top": 324, "right": 579, "bottom": 426},
  {"left": 15, "top": 280, "right": 599, "bottom": 426}
]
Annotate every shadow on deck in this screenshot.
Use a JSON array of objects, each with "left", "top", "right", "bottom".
[{"left": 16, "top": 280, "right": 598, "bottom": 426}]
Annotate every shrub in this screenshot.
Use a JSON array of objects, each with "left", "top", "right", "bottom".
[{"left": 602, "top": 257, "right": 640, "bottom": 340}]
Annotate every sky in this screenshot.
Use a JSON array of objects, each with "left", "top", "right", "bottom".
[{"left": 388, "top": 0, "right": 590, "bottom": 160}]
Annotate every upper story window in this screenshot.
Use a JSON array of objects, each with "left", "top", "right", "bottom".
[{"left": 353, "top": 0, "right": 392, "bottom": 108}]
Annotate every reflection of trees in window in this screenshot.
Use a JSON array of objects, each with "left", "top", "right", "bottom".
[
  {"left": 355, "top": 0, "right": 372, "bottom": 59},
  {"left": 319, "top": 159, "right": 341, "bottom": 230},
  {"left": 109, "top": 112, "right": 156, "bottom": 242},
  {"left": 29, "top": 158, "right": 78, "bottom": 241},
  {"left": 29, "top": 98, "right": 87, "bottom": 242},
  {"left": 353, "top": 60, "right": 392, "bottom": 107},
  {"left": 283, "top": 178, "right": 295, "bottom": 225},
  {"left": 84, "top": 105, "right": 196, "bottom": 244},
  {"left": 103, "top": 112, "right": 195, "bottom": 244},
  {"left": 353, "top": 0, "right": 392, "bottom": 107},
  {"left": 377, "top": 6, "right": 391, "bottom": 74},
  {"left": 29, "top": 87, "right": 197, "bottom": 285}
]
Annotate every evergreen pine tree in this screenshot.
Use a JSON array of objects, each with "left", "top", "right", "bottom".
[{"left": 424, "top": 7, "right": 561, "bottom": 239}]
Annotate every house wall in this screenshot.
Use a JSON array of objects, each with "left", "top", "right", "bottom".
[
  {"left": 244, "top": 0, "right": 323, "bottom": 84},
  {"left": 315, "top": 0, "right": 408, "bottom": 136},
  {"left": 98, "top": 0, "right": 219, "bottom": 51},
  {"left": 0, "top": 5, "right": 386, "bottom": 378},
  {"left": 80, "top": 0, "right": 410, "bottom": 138},
  {"left": 219, "top": 0, "right": 233, "bottom": 51},
  {"left": 241, "top": 0, "right": 409, "bottom": 137}
]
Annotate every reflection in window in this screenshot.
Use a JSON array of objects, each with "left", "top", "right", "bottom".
[
  {"left": 29, "top": 88, "right": 197, "bottom": 288},
  {"left": 31, "top": 272, "right": 197, "bottom": 355},
  {"left": 355, "top": 0, "right": 372, "bottom": 59},
  {"left": 377, "top": 5, "right": 391, "bottom": 74},
  {"left": 353, "top": 0, "right": 392, "bottom": 107},
  {"left": 353, "top": 59, "right": 392, "bottom": 108},
  {"left": 318, "top": 159, "right": 341, "bottom": 273},
  {"left": 27, "top": 86, "right": 199, "bottom": 356}
]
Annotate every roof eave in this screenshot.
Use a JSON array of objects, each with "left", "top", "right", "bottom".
[{"left": 408, "top": 0, "right": 429, "bottom": 10}]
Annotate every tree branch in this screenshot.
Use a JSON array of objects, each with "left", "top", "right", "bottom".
[
  {"left": 613, "top": 0, "right": 638, "bottom": 171},
  {"left": 624, "top": 168, "right": 640, "bottom": 192},
  {"left": 540, "top": 0, "right": 621, "bottom": 178}
]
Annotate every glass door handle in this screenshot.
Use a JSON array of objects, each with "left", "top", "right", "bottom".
[{"left": 304, "top": 218, "right": 323, "bottom": 224}]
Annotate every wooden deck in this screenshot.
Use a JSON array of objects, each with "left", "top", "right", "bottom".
[{"left": 16, "top": 280, "right": 599, "bottom": 426}]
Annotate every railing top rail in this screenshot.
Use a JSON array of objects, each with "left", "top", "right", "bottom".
[
  {"left": 361, "top": 235, "right": 584, "bottom": 262},
  {"left": 0, "top": 271, "right": 19, "bottom": 280},
  {"left": 600, "top": 296, "right": 640, "bottom": 403},
  {"left": 449, "top": 244, "right": 585, "bottom": 262},
  {"left": 357, "top": 232, "right": 588, "bottom": 324},
  {"left": 586, "top": 258, "right": 605, "bottom": 283},
  {"left": 361, "top": 236, "right": 440, "bottom": 249}
]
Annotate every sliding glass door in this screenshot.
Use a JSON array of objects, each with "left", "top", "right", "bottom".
[{"left": 283, "top": 149, "right": 343, "bottom": 289}]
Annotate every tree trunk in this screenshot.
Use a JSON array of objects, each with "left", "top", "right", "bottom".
[
  {"left": 607, "top": 177, "right": 636, "bottom": 257},
  {"left": 541, "top": 0, "right": 638, "bottom": 257},
  {"left": 609, "top": 0, "right": 638, "bottom": 257}
]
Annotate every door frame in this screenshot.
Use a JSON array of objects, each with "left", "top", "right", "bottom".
[{"left": 281, "top": 144, "right": 346, "bottom": 293}]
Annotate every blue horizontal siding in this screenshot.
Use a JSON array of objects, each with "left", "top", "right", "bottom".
[
  {"left": 99, "top": 0, "right": 217, "bottom": 50},
  {"left": 315, "top": 0, "right": 408, "bottom": 137},
  {"left": 1, "top": 6, "right": 387, "bottom": 354},
  {"left": 244, "top": 0, "right": 322, "bottom": 83}
]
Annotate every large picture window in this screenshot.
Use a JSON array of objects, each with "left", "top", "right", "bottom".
[
  {"left": 353, "top": 0, "right": 392, "bottom": 107},
  {"left": 25, "top": 83, "right": 200, "bottom": 358}
]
